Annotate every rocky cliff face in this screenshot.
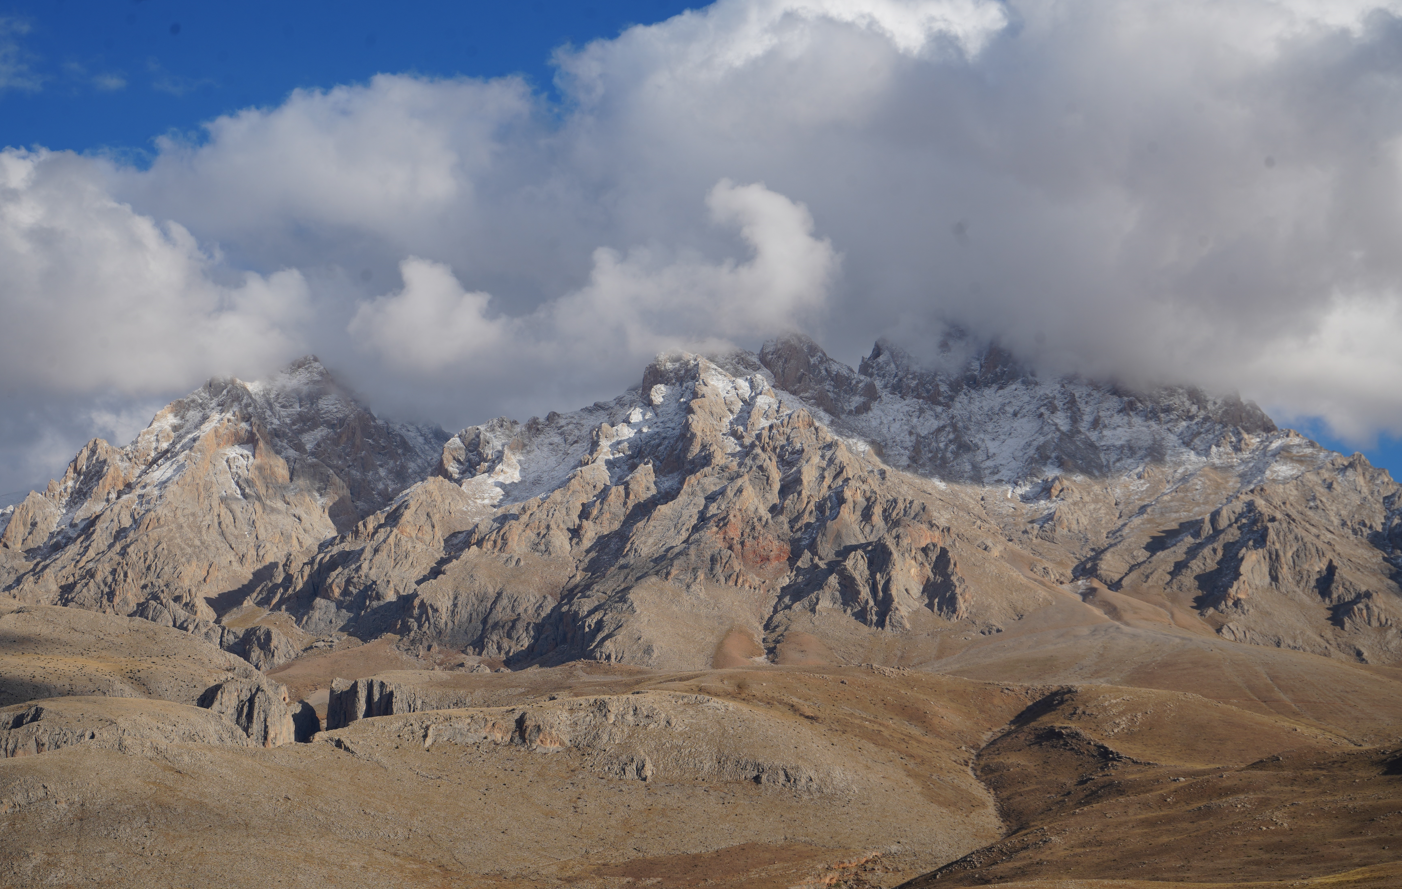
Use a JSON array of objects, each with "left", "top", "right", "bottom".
[
  {"left": 4, "top": 340, "right": 1399, "bottom": 672},
  {"left": 197, "top": 677, "right": 303, "bottom": 747},
  {"left": 243, "top": 352, "right": 1049, "bottom": 670},
  {"left": 755, "top": 334, "right": 1402, "bottom": 661},
  {"left": 0, "top": 359, "right": 445, "bottom": 627},
  {"left": 1077, "top": 452, "right": 1402, "bottom": 660}
]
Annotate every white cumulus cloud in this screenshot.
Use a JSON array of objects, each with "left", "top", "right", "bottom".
[
  {"left": 348, "top": 180, "right": 837, "bottom": 397},
  {"left": 5, "top": 0, "right": 1402, "bottom": 491},
  {"left": 0, "top": 148, "right": 311, "bottom": 395}
]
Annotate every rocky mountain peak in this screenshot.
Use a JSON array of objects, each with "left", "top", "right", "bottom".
[
  {"left": 2, "top": 357, "right": 446, "bottom": 625},
  {"left": 427, "top": 350, "right": 787, "bottom": 521},
  {"left": 258, "top": 353, "right": 332, "bottom": 383},
  {"left": 759, "top": 335, "right": 1287, "bottom": 485},
  {"left": 437, "top": 417, "right": 523, "bottom": 485},
  {"left": 758, "top": 334, "right": 879, "bottom": 418},
  {"left": 6, "top": 339, "right": 1399, "bottom": 682},
  {"left": 242, "top": 356, "right": 353, "bottom": 421},
  {"left": 859, "top": 335, "right": 1033, "bottom": 401}
]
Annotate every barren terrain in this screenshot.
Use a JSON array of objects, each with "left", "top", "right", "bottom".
[
  {"left": 2, "top": 341, "right": 1401, "bottom": 886},
  {"left": 5, "top": 611, "right": 1402, "bottom": 887}
]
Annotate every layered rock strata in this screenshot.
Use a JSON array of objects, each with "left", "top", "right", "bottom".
[{"left": 3, "top": 338, "right": 1399, "bottom": 671}]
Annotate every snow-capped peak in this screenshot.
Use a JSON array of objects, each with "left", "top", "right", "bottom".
[
  {"left": 757, "top": 334, "right": 1317, "bottom": 487},
  {"left": 435, "top": 351, "right": 788, "bottom": 509}
]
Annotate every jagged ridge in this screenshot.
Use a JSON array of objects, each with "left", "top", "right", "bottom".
[
  {"left": 759, "top": 333, "right": 1280, "bottom": 484},
  {"left": 4, "top": 339, "right": 1401, "bottom": 673}
]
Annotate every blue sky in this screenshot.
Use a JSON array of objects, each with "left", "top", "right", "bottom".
[
  {"left": 1296, "top": 425, "right": 1401, "bottom": 482},
  {"left": 1, "top": 0, "right": 1401, "bottom": 497},
  {"left": 2, "top": 1, "right": 694, "bottom": 152}
]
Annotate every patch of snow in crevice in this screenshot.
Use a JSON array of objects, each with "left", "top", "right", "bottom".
[
  {"left": 220, "top": 445, "right": 257, "bottom": 498},
  {"left": 835, "top": 435, "right": 872, "bottom": 458},
  {"left": 298, "top": 426, "right": 333, "bottom": 453},
  {"left": 461, "top": 475, "right": 506, "bottom": 509}
]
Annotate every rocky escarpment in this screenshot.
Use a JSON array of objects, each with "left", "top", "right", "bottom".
[
  {"left": 322, "top": 691, "right": 855, "bottom": 793},
  {"left": 1, "top": 697, "right": 252, "bottom": 758},
  {"left": 326, "top": 675, "right": 483, "bottom": 730},
  {"left": 0, "top": 357, "right": 444, "bottom": 643},
  {"left": 197, "top": 677, "right": 313, "bottom": 747}
]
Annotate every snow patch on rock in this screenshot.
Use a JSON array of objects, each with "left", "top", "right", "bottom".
[{"left": 437, "top": 352, "right": 791, "bottom": 508}]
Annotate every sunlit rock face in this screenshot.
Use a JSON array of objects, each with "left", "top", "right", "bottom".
[
  {"left": 5, "top": 339, "right": 1400, "bottom": 672},
  {"left": 228, "top": 340, "right": 1396, "bottom": 671},
  {"left": 0, "top": 357, "right": 445, "bottom": 625}
]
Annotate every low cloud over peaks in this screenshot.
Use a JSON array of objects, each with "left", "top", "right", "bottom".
[
  {"left": 346, "top": 180, "right": 836, "bottom": 417},
  {"left": 4, "top": 0, "right": 1402, "bottom": 492}
]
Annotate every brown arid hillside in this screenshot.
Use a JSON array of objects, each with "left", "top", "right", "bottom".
[
  {"left": 3, "top": 648, "right": 1402, "bottom": 888},
  {"left": 2, "top": 337, "right": 1401, "bottom": 887}
]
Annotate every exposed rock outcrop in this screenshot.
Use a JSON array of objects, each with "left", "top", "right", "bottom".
[
  {"left": 323, "top": 691, "right": 854, "bottom": 794},
  {"left": 232, "top": 625, "right": 302, "bottom": 671},
  {"left": 326, "top": 676, "right": 479, "bottom": 730},
  {"left": 197, "top": 678, "right": 299, "bottom": 747},
  {"left": 1, "top": 697, "right": 250, "bottom": 758}
]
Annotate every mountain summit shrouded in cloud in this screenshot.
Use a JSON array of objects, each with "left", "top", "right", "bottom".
[{"left": 4, "top": 0, "right": 1402, "bottom": 496}]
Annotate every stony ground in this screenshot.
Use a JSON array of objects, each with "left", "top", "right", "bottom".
[
  {"left": 3, "top": 624, "right": 1402, "bottom": 888},
  {"left": 1, "top": 663, "right": 1026, "bottom": 888}
]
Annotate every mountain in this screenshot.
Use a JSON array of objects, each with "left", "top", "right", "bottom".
[
  {"left": 5, "top": 340, "right": 1402, "bottom": 888},
  {"left": 4, "top": 339, "right": 1400, "bottom": 673},
  {"left": 199, "top": 337, "right": 1402, "bottom": 671},
  {"left": 758, "top": 332, "right": 1283, "bottom": 484},
  {"left": 759, "top": 335, "right": 1402, "bottom": 661},
  {"left": 248, "top": 348, "right": 1005, "bottom": 667},
  {"left": 0, "top": 357, "right": 445, "bottom": 660}
]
